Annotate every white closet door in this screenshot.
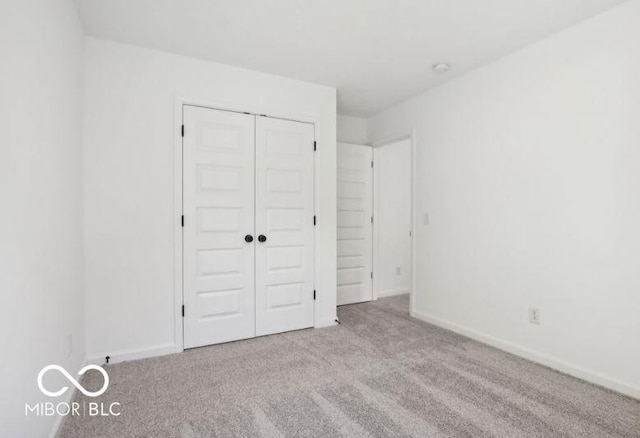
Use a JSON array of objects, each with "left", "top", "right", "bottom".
[
  {"left": 255, "top": 117, "right": 315, "bottom": 336},
  {"left": 337, "top": 143, "right": 373, "bottom": 305},
  {"left": 183, "top": 106, "right": 256, "bottom": 348}
]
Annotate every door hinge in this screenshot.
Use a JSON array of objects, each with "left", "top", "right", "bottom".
[
  {"left": 313, "top": 290, "right": 316, "bottom": 300},
  {"left": 370, "top": 272, "right": 373, "bottom": 279},
  {"left": 182, "top": 305, "right": 185, "bottom": 317},
  {"left": 313, "top": 215, "right": 316, "bottom": 226},
  {"left": 370, "top": 216, "right": 373, "bottom": 224},
  {"left": 313, "top": 141, "right": 317, "bottom": 151},
  {"left": 181, "top": 215, "right": 184, "bottom": 227},
  {"left": 181, "top": 125, "right": 184, "bottom": 137},
  {"left": 371, "top": 160, "right": 373, "bottom": 168}
]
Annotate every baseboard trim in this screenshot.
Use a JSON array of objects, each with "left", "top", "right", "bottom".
[
  {"left": 85, "top": 318, "right": 342, "bottom": 366},
  {"left": 86, "top": 344, "right": 178, "bottom": 366},
  {"left": 49, "top": 360, "right": 90, "bottom": 438},
  {"left": 411, "top": 310, "right": 640, "bottom": 400},
  {"left": 49, "top": 382, "right": 76, "bottom": 438},
  {"left": 377, "top": 289, "right": 410, "bottom": 298},
  {"left": 49, "top": 383, "right": 77, "bottom": 438}
]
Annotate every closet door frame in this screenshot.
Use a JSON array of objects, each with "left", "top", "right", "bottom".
[{"left": 173, "top": 97, "right": 319, "bottom": 353}]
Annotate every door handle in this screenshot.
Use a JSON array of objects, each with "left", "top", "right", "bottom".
[
  {"left": 258, "top": 235, "right": 267, "bottom": 243},
  {"left": 244, "top": 234, "right": 254, "bottom": 243}
]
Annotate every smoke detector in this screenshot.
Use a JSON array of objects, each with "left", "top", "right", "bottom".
[{"left": 433, "top": 63, "right": 451, "bottom": 74}]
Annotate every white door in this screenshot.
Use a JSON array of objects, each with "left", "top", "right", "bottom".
[
  {"left": 183, "top": 106, "right": 256, "bottom": 348},
  {"left": 337, "top": 143, "right": 373, "bottom": 305},
  {"left": 255, "top": 117, "right": 315, "bottom": 336}
]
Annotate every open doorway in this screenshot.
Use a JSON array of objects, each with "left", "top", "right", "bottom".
[
  {"left": 336, "top": 138, "right": 413, "bottom": 311},
  {"left": 373, "top": 138, "right": 413, "bottom": 307}
]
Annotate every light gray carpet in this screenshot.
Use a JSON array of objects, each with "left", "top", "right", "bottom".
[{"left": 60, "top": 295, "right": 639, "bottom": 437}]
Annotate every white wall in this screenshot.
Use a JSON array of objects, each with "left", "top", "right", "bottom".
[
  {"left": 83, "top": 38, "right": 337, "bottom": 362},
  {"left": 368, "top": 0, "right": 640, "bottom": 398},
  {"left": 337, "top": 114, "right": 368, "bottom": 144},
  {"left": 0, "top": 0, "right": 85, "bottom": 436},
  {"left": 374, "top": 139, "right": 412, "bottom": 297}
]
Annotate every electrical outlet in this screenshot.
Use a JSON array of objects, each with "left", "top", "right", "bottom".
[
  {"left": 395, "top": 266, "right": 402, "bottom": 275},
  {"left": 529, "top": 307, "right": 541, "bottom": 325}
]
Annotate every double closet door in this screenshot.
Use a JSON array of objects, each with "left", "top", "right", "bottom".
[{"left": 182, "top": 105, "right": 315, "bottom": 349}]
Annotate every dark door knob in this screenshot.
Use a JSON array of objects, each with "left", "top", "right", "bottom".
[
  {"left": 258, "top": 235, "right": 267, "bottom": 242},
  {"left": 244, "top": 234, "right": 253, "bottom": 243}
]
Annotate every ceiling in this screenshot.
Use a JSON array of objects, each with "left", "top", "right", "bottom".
[{"left": 74, "top": 0, "right": 627, "bottom": 117}]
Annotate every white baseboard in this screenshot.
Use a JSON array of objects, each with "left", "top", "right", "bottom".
[
  {"left": 377, "top": 289, "right": 410, "bottom": 298},
  {"left": 86, "top": 343, "right": 178, "bottom": 366},
  {"left": 85, "top": 319, "right": 342, "bottom": 366},
  {"left": 49, "top": 359, "right": 90, "bottom": 438},
  {"left": 49, "top": 380, "right": 78, "bottom": 438},
  {"left": 411, "top": 310, "right": 640, "bottom": 400}
]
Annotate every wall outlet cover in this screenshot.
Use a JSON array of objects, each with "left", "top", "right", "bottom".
[{"left": 529, "top": 307, "right": 541, "bottom": 325}]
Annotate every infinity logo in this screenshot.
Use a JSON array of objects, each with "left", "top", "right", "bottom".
[{"left": 37, "top": 365, "right": 109, "bottom": 398}]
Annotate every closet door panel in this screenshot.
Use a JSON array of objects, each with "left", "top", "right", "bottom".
[
  {"left": 337, "top": 143, "right": 373, "bottom": 305},
  {"left": 183, "top": 106, "right": 255, "bottom": 348},
  {"left": 255, "top": 117, "right": 315, "bottom": 336}
]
